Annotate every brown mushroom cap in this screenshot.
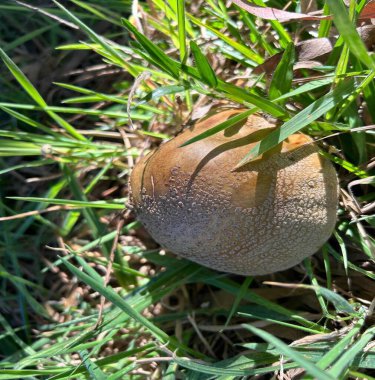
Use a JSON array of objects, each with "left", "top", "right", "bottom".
[{"left": 130, "top": 110, "right": 338, "bottom": 276}]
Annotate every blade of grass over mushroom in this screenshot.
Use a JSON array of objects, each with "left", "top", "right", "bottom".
[
  {"left": 269, "top": 42, "right": 295, "bottom": 102},
  {"left": 326, "top": 0, "right": 375, "bottom": 70},
  {"left": 0, "top": 48, "right": 86, "bottom": 141},
  {"left": 242, "top": 325, "right": 336, "bottom": 380},
  {"left": 8, "top": 197, "right": 125, "bottom": 210},
  {"left": 181, "top": 109, "right": 257, "bottom": 147},
  {"left": 235, "top": 78, "right": 356, "bottom": 167},
  {"left": 190, "top": 41, "right": 218, "bottom": 88},
  {"left": 216, "top": 81, "right": 287, "bottom": 118}
]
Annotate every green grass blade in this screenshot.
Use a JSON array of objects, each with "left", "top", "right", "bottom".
[
  {"left": 78, "top": 350, "right": 107, "bottom": 380},
  {"left": 216, "top": 81, "right": 287, "bottom": 118},
  {"left": 121, "top": 18, "right": 180, "bottom": 78},
  {"left": 269, "top": 42, "right": 295, "bottom": 101},
  {"left": 236, "top": 78, "right": 356, "bottom": 167},
  {"left": 181, "top": 108, "right": 256, "bottom": 147},
  {"left": 328, "top": 327, "right": 375, "bottom": 378},
  {"left": 224, "top": 276, "right": 253, "bottom": 328},
  {"left": 176, "top": 0, "right": 187, "bottom": 63},
  {"left": 60, "top": 256, "right": 192, "bottom": 355},
  {"left": 316, "top": 314, "right": 366, "bottom": 370},
  {"left": 188, "top": 13, "right": 263, "bottom": 65},
  {"left": 242, "top": 325, "right": 336, "bottom": 380},
  {"left": 190, "top": 41, "right": 218, "bottom": 88},
  {"left": 52, "top": 0, "right": 138, "bottom": 76},
  {"left": 0, "top": 48, "right": 86, "bottom": 141},
  {"left": 326, "top": 0, "right": 375, "bottom": 70}
]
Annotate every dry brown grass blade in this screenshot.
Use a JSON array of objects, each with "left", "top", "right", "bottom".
[{"left": 0, "top": 205, "right": 75, "bottom": 221}]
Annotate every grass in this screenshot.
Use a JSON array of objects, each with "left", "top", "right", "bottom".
[{"left": 0, "top": 0, "right": 374, "bottom": 379}]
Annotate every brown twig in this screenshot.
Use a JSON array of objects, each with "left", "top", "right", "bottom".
[
  {"left": 0, "top": 205, "right": 75, "bottom": 221},
  {"left": 95, "top": 218, "right": 125, "bottom": 328}
]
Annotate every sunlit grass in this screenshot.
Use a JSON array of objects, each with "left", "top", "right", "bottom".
[{"left": 0, "top": 0, "right": 374, "bottom": 379}]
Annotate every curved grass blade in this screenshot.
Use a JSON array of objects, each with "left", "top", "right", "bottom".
[{"left": 235, "top": 78, "right": 355, "bottom": 168}]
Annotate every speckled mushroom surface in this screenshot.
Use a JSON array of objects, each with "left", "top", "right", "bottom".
[{"left": 130, "top": 109, "right": 338, "bottom": 276}]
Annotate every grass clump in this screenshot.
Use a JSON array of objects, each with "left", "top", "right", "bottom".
[{"left": 0, "top": 0, "right": 374, "bottom": 379}]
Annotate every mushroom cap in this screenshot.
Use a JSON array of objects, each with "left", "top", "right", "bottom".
[{"left": 130, "top": 110, "right": 338, "bottom": 276}]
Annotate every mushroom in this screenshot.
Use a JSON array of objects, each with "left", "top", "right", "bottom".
[{"left": 129, "top": 109, "right": 338, "bottom": 276}]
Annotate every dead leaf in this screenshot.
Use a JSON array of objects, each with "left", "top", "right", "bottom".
[
  {"left": 357, "top": 25, "right": 375, "bottom": 49},
  {"left": 359, "top": 0, "right": 375, "bottom": 20},
  {"left": 231, "top": 0, "right": 330, "bottom": 22},
  {"left": 232, "top": 0, "right": 375, "bottom": 23},
  {"left": 253, "top": 38, "right": 333, "bottom": 75}
]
